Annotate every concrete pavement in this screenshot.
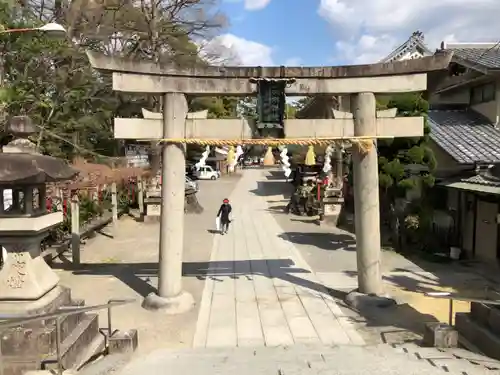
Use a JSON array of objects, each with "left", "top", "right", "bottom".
[{"left": 192, "top": 169, "right": 364, "bottom": 348}]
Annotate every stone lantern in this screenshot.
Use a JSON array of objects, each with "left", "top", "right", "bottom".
[{"left": 0, "top": 116, "right": 78, "bottom": 312}]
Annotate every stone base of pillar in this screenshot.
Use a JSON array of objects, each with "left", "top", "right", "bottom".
[
  {"left": 344, "top": 290, "right": 396, "bottom": 311},
  {"left": 0, "top": 285, "right": 70, "bottom": 315},
  {"left": 141, "top": 291, "right": 194, "bottom": 314},
  {"left": 0, "top": 234, "right": 60, "bottom": 301}
]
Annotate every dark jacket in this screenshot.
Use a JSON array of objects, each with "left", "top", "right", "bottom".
[{"left": 217, "top": 203, "right": 232, "bottom": 223}]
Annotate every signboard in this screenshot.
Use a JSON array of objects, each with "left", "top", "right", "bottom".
[
  {"left": 125, "top": 144, "right": 150, "bottom": 168},
  {"left": 257, "top": 80, "right": 286, "bottom": 129},
  {"left": 148, "top": 204, "right": 161, "bottom": 216}
]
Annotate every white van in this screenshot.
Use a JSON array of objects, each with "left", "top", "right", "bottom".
[{"left": 195, "top": 166, "right": 220, "bottom": 180}]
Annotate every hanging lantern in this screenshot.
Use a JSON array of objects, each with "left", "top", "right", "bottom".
[
  {"left": 227, "top": 146, "right": 236, "bottom": 172},
  {"left": 305, "top": 145, "right": 316, "bottom": 166},
  {"left": 263, "top": 146, "right": 275, "bottom": 166},
  {"left": 255, "top": 79, "right": 286, "bottom": 130},
  {"left": 226, "top": 145, "right": 235, "bottom": 163}
]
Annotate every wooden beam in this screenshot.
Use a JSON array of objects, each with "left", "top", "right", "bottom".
[
  {"left": 112, "top": 72, "right": 428, "bottom": 95},
  {"left": 87, "top": 50, "right": 452, "bottom": 78},
  {"left": 114, "top": 118, "right": 254, "bottom": 140},
  {"left": 284, "top": 118, "right": 424, "bottom": 138}
]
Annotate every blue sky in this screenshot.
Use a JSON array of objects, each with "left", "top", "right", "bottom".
[
  {"left": 220, "top": 0, "right": 335, "bottom": 66},
  {"left": 210, "top": 0, "right": 500, "bottom": 67}
]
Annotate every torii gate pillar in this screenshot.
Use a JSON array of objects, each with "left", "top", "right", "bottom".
[
  {"left": 351, "top": 93, "right": 381, "bottom": 295},
  {"left": 142, "top": 93, "right": 195, "bottom": 313}
]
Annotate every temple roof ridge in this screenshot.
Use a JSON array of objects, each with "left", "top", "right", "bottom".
[{"left": 380, "top": 31, "right": 434, "bottom": 63}]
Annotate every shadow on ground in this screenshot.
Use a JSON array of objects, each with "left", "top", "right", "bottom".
[
  {"left": 250, "top": 181, "right": 293, "bottom": 198},
  {"left": 267, "top": 204, "right": 288, "bottom": 212},
  {"left": 279, "top": 232, "right": 356, "bottom": 251},
  {"left": 53, "top": 255, "right": 439, "bottom": 342}
]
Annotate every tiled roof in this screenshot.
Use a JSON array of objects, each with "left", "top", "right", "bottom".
[
  {"left": 380, "top": 31, "right": 434, "bottom": 63},
  {"left": 461, "top": 174, "right": 500, "bottom": 187},
  {"left": 428, "top": 109, "right": 500, "bottom": 164},
  {"left": 445, "top": 47, "right": 500, "bottom": 69}
]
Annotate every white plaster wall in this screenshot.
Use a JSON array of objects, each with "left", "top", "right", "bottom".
[
  {"left": 472, "top": 100, "right": 496, "bottom": 123},
  {"left": 431, "top": 90, "right": 470, "bottom": 105}
]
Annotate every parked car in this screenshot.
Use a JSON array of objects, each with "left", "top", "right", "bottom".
[
  {"left": 185, "top": 175, "right": 199, "bottom": 192},
  {"left": 195, "top": 165, "right": 220, "bottom": 180}
]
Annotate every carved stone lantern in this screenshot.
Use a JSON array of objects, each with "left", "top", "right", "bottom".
[{"left": 0, "top": 117, "right": 78, "bottom": 313}]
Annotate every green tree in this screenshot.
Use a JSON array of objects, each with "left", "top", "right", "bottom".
[
  {"left": 188, "top": 96, "right": 238, "bottom": 119},
  {"left": 377, "top": 92, "right": 436, "bottom": 200},
  {"left": 0, "top": 4, "right": 118, "bottom": 158},
  {"left": 0, "top": 0, "right": 230, "bottom": 162},
  {"left": 239, "top": 96, "right": 258, "bottom": 121},
  {"left": 375, "top": 92, "right": 436, "bottom": 248}
]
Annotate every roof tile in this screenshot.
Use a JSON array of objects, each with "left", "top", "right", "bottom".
[
  {"left": 428, "top": 109, "right": 500, "bottom": 164},
  {"left": 446, "top": 47, "right": 500, "bottom": 69}
]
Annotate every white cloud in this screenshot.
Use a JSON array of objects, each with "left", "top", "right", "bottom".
[
  {"left": 318, "top": 0, "right": 500, "bottom": 64},
  {"left": 244, "top": 0, "right": 271, "bottom": 10},
  {"left": 225, "top": 0, "right": 271, "bottom": 11},
  {"left": 200, "top": 33, "right": 274, "bottom": 66}
]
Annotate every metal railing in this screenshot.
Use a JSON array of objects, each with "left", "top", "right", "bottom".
[
  {"left": 0, "top": 298, "right": 135, "bottom": 375},
  {"left": 425, "top": 291, "right": 500, "bottom": 326}
]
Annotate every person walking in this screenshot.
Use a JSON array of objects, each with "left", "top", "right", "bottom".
[{"left": 217, "top": 198, "right": 232, "bottom": 235}]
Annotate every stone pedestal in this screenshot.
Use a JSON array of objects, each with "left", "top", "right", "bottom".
[
  {"left": 423, "top": 322, "right": 458, "bottom": 348},
  {"left": 323, "top": 197, "right": 344, "bottom": 226},
  {"left": 322, "top": 187, "right": 344, "bottom": 226},
  {"left": 144, "top": 188, "right": 161, "bottom": 223},
  {"left": 0, "top": 225, "right": 60, "bottom": 302}
]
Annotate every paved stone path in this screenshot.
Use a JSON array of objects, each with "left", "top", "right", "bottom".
[
  {"left": 117, "top": 344, "right": 454, "bottom": 375},
  {"left": 193, "top": 169, "right": 364, "bottom": 348}
]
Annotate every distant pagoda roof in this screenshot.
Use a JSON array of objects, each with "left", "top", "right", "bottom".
[{"left": 380, "top": 31, "right": 434, "bottom": 63}]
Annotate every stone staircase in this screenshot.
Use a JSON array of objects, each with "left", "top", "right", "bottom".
[
  {"left": 455, "top": 299, "right": 500, "bottom": 361},
  {"left": 0, "top": 288, "right": 135, "bottom": 375},
  {"left": 110, "top": 343, "right": 500, "bottom": 375},
  {"left": 390, "top": 342, "right": 500, "bottom": 375}
]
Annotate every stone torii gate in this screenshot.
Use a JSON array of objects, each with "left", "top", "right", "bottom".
[{"left": 87, "top": 51, "right": 452, "bottom": 313}]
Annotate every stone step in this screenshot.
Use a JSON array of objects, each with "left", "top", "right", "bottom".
[
  {"left": 43, "top": 313, "right": 100, "bottom": 370},
  {"left": 1, "top": 358, "right": 41, "bottom": 375},
  {"left": 1, "top": 298, "right": 85, "bottom": 356},
  {"left": 78, "top": 353, "right": 132, "bottom": 375},
  {"left": 456, "top": 312, "right": 500, "bottom": 361},
  {"left": 72, "top": 332, "right": 106, "bottom": 371},
  {"left": 441, "top": 347, "right": 500, "bottom": 369},
  {"left": 115, "top": 344, "right": 460, "bottom": 375},
  {"left": 430, "top": 357, "right": 498, "bottom": 375},
  {"left": 390, "top": 342, "right": 500, "bottom": 375}
]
